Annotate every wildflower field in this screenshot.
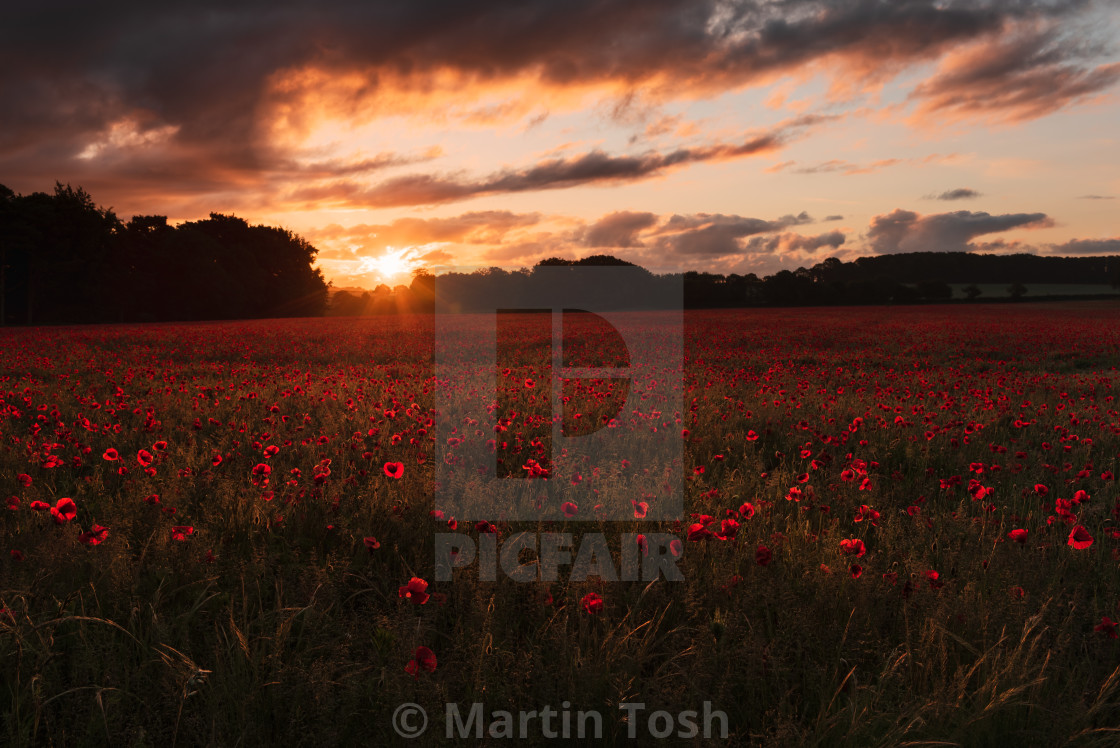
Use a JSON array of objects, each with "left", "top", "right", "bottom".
[{"left": 3, "top": 303, "right": 1120, "bottom": 746}]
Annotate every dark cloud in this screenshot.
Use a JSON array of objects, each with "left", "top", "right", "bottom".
[
  {"left": 823, "top": 215, "right": 844, "bottom": 222},
  {"left": 583, "top": 211, "right": 658, "bottom": 247},
  {"left": 651, "top": 211, "right": 814, "bottom": 256},
  {"left": 285, "top": 115, "right": 827, "bottom": 208},
  {"left": 910, "top": 18, "right": 1120, "bottom": 124},
  {"left": 0, "top": 0, "right": 1100, "bottom": 202},
  {"left": 867, "top": 209, "right": 1052, "bottom": 254},
  {"left": 1046, "top": 237, "right": 1120, "bottom": 255},
  {"left": 742, "top": 230, "right": 846, "bottom": 254},
  {"left": 930, "top": 187, "right": 982, "bottom": 200},
  {"left": 1077, "top": 194, "right": 1115, "bottom": 199}
]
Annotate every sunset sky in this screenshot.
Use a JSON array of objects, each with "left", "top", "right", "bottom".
[{"left": 3, "top": 0, "right": 1119, "bottom": 289}]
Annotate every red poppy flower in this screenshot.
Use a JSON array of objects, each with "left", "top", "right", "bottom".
[
  {"left": 755, "top": 545, "right": 772, "bottom": 566},
  {"left": 854, "top": 505, "right": 880, "bottom": 525},
  {"left": 745, "top": 430, "right": 759, "bottom": 441},
  {"left": 211, "top": 454, "right": 223, "bottom": 466},
  {"left": 1095, "top": 616, "right": 1118, "bottom": 639},
  {"left": 50, "top": 497, "right": 77, "bottom": 524},
  {"left": 405, "top": 646, "right": 438, "bottom": 677},
  {"left": 840, "top": 538, "right": 866, "bottom": 558},
  {"left": 30, "top": 500, "right": 50, "bottom": 511},
  {"left": 398, "top": 577, "right": 430, "bottom": 604},
  {"left": 636, "top": 534, "right": 649, "bottom": 556},
  {"left": 78, "top": 524, "right": 109, "bottom": 546},
  {"left": 1007, "top": 529, "right": 1028, "bottom": 543},
  {"left": 251, "top": 463, "right": 271, "bottom": 486},
  {"left": 170, "top": 525, "right": 195, "bottom": 541},
  {"left": 926, "top": 570, "right": 944, "bottom": 589},
  {"left": 384, "top": 462, "right": 404, "bottom": 479},
  {"left": 137, "top": 449, "right": 154, "bottom": 467},
  {"left": 687, "top": 523, "right": 712, "bottom": 542},
  {"left": 263, "top": 445, "right": 280, "bottom": 458},
  {"left": 669, "top": 538, "right": 683, "bottom": 557},
  {"left": 363, "top": 536, "right": 380, "bottom": 552},
  {"left": 6, "top": 496, "right": 18, "bottom": 511},
  {"left": 1068, "top": 525, "right": 1094, "bottom": 550},
  {"left": 561, "top": 501, "right": 578, "bottom": 518},
  {"left": 850, "top": 564, "right": 863, "bottom": 579},
  {"left": 581, "top": 592, "right": 604, "bottom": 614},
  {"left": 152, "top": 441, "right": 168, "bottom": 452},
  {"left": 10, "top": 549, "right": 24, "bottom": 561},
  {"left": 102, "top": 448, "right": 119, "bottom": 461},
  {"left": 16, "top": 473, "right": 32, "bottom": 487},
  {"left": 739, "top": 501, "right": 756, "bottom": 519},
  {"left": 631, "top": 500, "right": 649, "bottom": 519}
]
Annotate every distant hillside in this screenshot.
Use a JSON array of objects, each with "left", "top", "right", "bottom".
[{"left": 813, "top": 253, "right": 1120, "bottom": 285}]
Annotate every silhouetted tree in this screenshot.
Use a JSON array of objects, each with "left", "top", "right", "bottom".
[
  {"left": 0, "top": 183, "right": 327, "bottom": 324},
  {"left": 963, "top": 284, "right": 982, "bottom": 301},
  {"left": 917, "top": 279, "right": 952, "bottom": 301}
]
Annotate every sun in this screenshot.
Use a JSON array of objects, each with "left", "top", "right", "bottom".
[{"left": 361, "top": 247, "right": 415, "bottom": 284}]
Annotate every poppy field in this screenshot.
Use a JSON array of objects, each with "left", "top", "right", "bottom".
[{"left": 3, "top": 304, "right": 1120, "bottom": 746}]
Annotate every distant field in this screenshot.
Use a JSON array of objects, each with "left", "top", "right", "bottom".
[{"left": 948, "top": 283, "right": 1119, "bottom": 298}]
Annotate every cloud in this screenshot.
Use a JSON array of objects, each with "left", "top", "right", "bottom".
[
  {"left": 311, "top": 206, "right": 835, "bottom": 281},
  {"left": 649, "top": 211, "right": 814, "bottom": 257},
  {"left": 823, "top": 214, "right": 844, "bottom": 222},
  {"left": 1077, "top": 194, "right": 1115, "bottom": 199},
  {"left": 741, "top": 230, "right": 847, "bottom": 254},
  {"left": 1046, "top": 237, "right": 1120, "bottom": 255},
  {"left": 583, "top": 211, "right": 658, "bottom": 247},
  {"left": 909, "top": 18, "right": 1120, "bottom": 125},
  {"left": 929, "top": 187, "right": 982, "bottom": 200},
  {"left": 285, "top": 115, "right": 829, "bottom": 208},
  {"left": 308, "top": 211, "right": 542, "bottom": 251},
  {"left": 867, "top": 208, "right": 1053, "bottom": 254},
  {"left": 0, "top": 0, "right": 1102, "bottom": 209},
  {"left": 767, "top": 153, "right": 956, "bottom": 176}
]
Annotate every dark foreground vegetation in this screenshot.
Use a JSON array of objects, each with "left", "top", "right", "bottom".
[{"left": 3, "top": 305, "right": 1120, "bottom": 745}]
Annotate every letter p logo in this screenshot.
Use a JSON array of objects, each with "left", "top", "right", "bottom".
[{"left": 435, "top": 266, "right": 683, "bottom": 522}]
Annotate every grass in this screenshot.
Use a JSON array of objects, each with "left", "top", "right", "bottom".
[{"left": 3, "top": 305, "right": 1120, "bottom": 745}]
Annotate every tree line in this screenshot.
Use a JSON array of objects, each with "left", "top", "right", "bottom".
[
  {"left": 329, "top": 254, "right": 1120, "bottom": 315},
  {"left": 3, "top": 182, "right": 1117, "bottom": 324},
  {"left": 0, "top": 182, "right": 328, "bottom": 324}
]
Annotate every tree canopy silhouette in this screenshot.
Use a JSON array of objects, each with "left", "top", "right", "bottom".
[{"left": 0, "top": 183, "right": 328, "bottom": 324}]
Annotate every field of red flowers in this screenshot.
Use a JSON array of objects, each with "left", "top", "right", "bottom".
[{"left": 3, "top": 304, "right": 1120, "bottom": 746}]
